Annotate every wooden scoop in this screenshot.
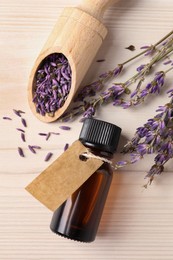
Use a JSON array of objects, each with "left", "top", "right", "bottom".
[{"left": 28, "top": 0, "right": 115, "bottom": 122}]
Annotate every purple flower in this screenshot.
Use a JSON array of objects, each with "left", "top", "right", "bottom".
[
  {"left": 121, "top": 101, "right": 131, "bottom": 109},
  {"left": 116, "top": 161, "right": 127, "bottom": 167},
  {"left": 150, "top": 71, "right": 165, "bottom": 94},
  {"left": 136, "top": 64, "right": 145, "bottom": 72},
  {"left": 3, "top": 116, "right": 12, "bottom": 120},
  {"left": 83, "top": 106, "right": 95, "bottom": 118},
  {"left": 113, "top": 64, "right": 123, "bottom": 77},
  {"left": 99, "top": 72, "right": 109, "bottom": 79},
  {"left": 64, "top": 143, "right": 69, "bottom": 151},
  {"left": 18, "top": 147, "right": 25, "bottom": 157},
  {"left": 130, "top": 89, "right": 138, "bottom": 98},
  {"left": 130, "top": 153, "right": 142, "bottom": 164},
  {"left": 163, "top": 59, "right": 172, "bottom": 65},
  {"left": 59, "top": 125, "right": 71, "bottom": 131},
  {"left": 136, "top": 143, "right": 149, "bottom": 156},
  {"left": 145, "top": 164, "right": 164, "bottom": 178},
  {"left": 167, "top": 88, "right": 173, "bottom": 97},
  {"left": 44, "top": 152, "right": 53, "bottom": 162}
]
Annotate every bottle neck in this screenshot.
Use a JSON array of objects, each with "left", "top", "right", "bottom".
[{"left": 83, "top": 143, "right": 113, "bottom": 160}]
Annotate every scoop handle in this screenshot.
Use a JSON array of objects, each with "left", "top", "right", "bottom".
[{"left": 79, "top": 0, "right": 114, "bottom": 20}]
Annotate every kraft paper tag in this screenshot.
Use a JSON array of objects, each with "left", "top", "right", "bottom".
[{"left": 25, "top": 140, "right": 103, "bottom": 211}]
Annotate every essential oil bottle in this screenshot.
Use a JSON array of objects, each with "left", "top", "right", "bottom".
[{"left": 50, "top": 118, "right": 121, "bottom": 242}]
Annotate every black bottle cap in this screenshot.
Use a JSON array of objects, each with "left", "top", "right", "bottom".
[{"left": 79, "top": 118, "right": 121, "bottom": 154}]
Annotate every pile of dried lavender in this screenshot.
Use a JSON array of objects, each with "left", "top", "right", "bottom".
[
  {"left": 33, "top": 53, "right": 71, "bottom": 117},
  {"left": 3, "top": 109, "right": 70, "bottom": 161}
]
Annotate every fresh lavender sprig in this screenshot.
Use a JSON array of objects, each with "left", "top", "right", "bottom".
[
  {"left": 75, "top": 64, "right": 123, "bottom": 102},
  {"left": 121, "top": 92, "right": 173, "bottom": 187},
  {"left": 61, "top": 30, "right": 173, "bottom": 121}
]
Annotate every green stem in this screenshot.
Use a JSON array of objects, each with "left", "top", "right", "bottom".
[
  {"left": 124, "top": 38, "right": 173, "bottom": 88},
  {"left": 122, "top": 30, "right": 173, "bottom": 66},
  {"left": 165, "top": 66, "right": 173, "bottom": 74}
]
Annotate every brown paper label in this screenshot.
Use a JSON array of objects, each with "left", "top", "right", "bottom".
[{"left": 25, "top": 140, "right": 103, "bottom": 211}]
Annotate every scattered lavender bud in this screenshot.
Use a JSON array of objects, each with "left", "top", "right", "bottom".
[
  {"left": 163, "top": 60, "right": 172, "bottom": 65},
  {"left": 16, "top": 128, "right": 25, "bottom": 133},
  {"left": 21, "top": 133, "right": 26, "bottom": 142},
  {"left": 3, "top": 117, "right": 12, "bottom": 120},
  {"left": 38, "top": 133, "right": 47, "bottom": 136},
  {"left": 13, "top": 109, "right": 22, "bottom": 117},
  {"left": 64, "top": 143, "right": 69, "bottom": 151},
  {"left": 32, "top": 145, "right": 41, "bottom": 149},
  {"left": 18, "top": 147, "right": 25, "bottom": 157},
  {"left": 59, "top": 126, "right": 71, "bottom": 131},
  {"left": 28, "top": 145, "right": 36, "bottom": 154},
  {"left": 46, "top": 132, "right": 51, "bottom": 141},
  {"left": 44, "top": 152, "right": 53, "bottom": 162},
  {"left": 21, "top": 118, "right": 27, "bottom": 127},
  {"left": 18, "top": 110, "right": 25, "bottom": 114},
  {"left": 140, "top": 45, "right": 151, "bottom": 49}
]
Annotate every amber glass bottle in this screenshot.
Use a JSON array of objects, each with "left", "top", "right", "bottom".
[{"left": 50, "top": 118, "right": 121, "bottom": 242}]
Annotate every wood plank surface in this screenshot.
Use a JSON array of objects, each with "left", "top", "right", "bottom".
[{"left": 1, "top": 0, "right": 173, "bottom": 259}]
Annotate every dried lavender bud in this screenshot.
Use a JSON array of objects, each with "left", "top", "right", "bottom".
[
  {"left": 59, "top": 126, "right": 71, "bottom": 131},
  {"left": 18, "top": 147, "right": 25, "bottom": 157},
  {"left": 3, "top": 117, "right": 12, "bottom": 120},
  {"left": 32, "top": 145, "right": 41, "bottom": 149},
  {"left": 33, "top": 53, "right": 72, "bottom": 117},
  {"left": 163, "top": 60, "right": 172, "bottom": 65},
  {"left": 38, "top": 133, "right": 47, "bottom": 136},
  {"left": 21, "top": 118, "right": 27, "bottom": 127},
  {"left": 13, "top": 109, "right": 22, "bottom": 117},
  {"left": 21, "top": 133, "right": 26, "bottom": 142},
  {"left": 16, "top": 128, "right": 25, "bottom": 133},
  {"left": 64, "top": 143, "right": 69, "bottom": 151},
  {"left": 46, "top": 132, "right": 51, "bottom": 141},
  {"left": 28, "top": 145, "right": 36, "bottom": 154},
  {"left": 18, "top": 110, "right": 25, "bottom": 114},
  {"left": 44, "top": 152, "right": 53, "bottom": 162}
]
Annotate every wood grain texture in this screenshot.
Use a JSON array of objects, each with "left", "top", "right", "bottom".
[{"left": 1, "top": 0, "right": 173, "bottom": 259}]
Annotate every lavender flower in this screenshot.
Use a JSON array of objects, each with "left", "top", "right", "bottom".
[
  {"left": 44, "top": 152, "right": 53, "bottom": 162},
  {"left": 3, "top": 117, "right": 12, "bottom": 120},
  {"left": 18, "top": 147, "right": 25, "bottom": 157},
  {"left": 21, "top": 133, "right": 26, "bottom": 142},
  {"left": 59, "top": 126, "right": 71, "bottom": 131},
  {"left": 13, "top": 109, "right": 22, "bottom": 117},
  {"left": 28, "top": 145, "right": 36, "bottom": 154},
  {"left": 21, "top": 118, "right": 27, "bottom": 127},
  {"left": 75, "top": 65, "right": 123, "bottom": 102},
  {"left": 122, "top": 94, "right": 173, "bottom": 185},
  {"left": 83, "top": 84, "right": 126, "bottom": 119},
  {"left": 46, "top": 132, "right": 51, "bottom": 141},
  {"left": 64, "top": 143, "right": 69, "bottom": 151},
  {"left": 16, "top": 128, "right": 25, "bottom": 133},
  {"left": 38, "top": 133, "right": 47, "bottom": 136},
  {"left": 83, "top": 106, "right": 95, "bottom": 118},
  {"left": 120, "top": 71, "right": 166, "bottom": 108}
]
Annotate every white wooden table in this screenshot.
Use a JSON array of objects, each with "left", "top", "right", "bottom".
[{"left": 1, "top": 0, "right": 173, "bottom": 259}]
